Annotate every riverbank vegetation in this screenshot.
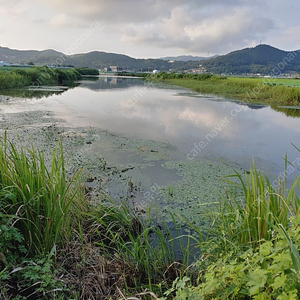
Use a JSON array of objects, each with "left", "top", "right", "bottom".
[
  {"left": 76, "top": 67, "right": 99, "bottom": 76},
  {"left": 1, "top": 135, "right": 300, "bottom": 299},
  {"left": 146, "top": 72, "right": 300, "bottom": 106},
  {"left": 0, "top": 67, "right": 82, "bottom": 90}
]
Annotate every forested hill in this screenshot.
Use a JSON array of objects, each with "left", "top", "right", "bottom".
[
  {"left": 202, "top": 44, "right": 300, "bottom": 74},
  {"left": 0, "top": 46, "right": 198, "bottom": 71},
  {"left": 1, "top": 45, "right": 300, "bottom": 74}
]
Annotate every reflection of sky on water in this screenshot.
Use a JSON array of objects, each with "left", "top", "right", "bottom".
[
  {"left": 78, "top": 76, "right": 145, "bottom": 91},
  {"left": 2, "top": 76, "right": 300, "bottom": 179}
]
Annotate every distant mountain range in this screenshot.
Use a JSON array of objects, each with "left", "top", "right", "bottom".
[
  {"left": 160, "top": 55, "right": 218, "bottom": 62},
  {"left": 1, "top": 44, "right": 300, "bottom": 75}
]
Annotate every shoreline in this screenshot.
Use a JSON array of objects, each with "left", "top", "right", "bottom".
[{"left": 145, "top": 74, "right": 300, "bottom": 107}]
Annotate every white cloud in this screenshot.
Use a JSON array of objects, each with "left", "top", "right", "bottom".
[
  {"left": 50, "top": 14, "right": 69, "bottom": 27},
  {"left": 120, "top": 4, "right": 274, "bottom": 54},
  {"left": 0, "top": 0, "right": 299, "bottom": 57}
]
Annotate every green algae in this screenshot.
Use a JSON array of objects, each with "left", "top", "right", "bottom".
[
  {"left": 158, "top": 158, "right": 240, "bottom": 226},
  {"left": 0, "top": 106, "right": 241, "bottom": 229}
]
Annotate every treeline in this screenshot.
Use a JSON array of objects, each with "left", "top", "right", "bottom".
[{"left": 0, "top": 67, "right": 82, "bottom": 90}]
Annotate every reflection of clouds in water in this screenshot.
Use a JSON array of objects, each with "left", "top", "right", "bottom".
[
  {"left": 257, "top": 108, "right": 300, "bottom": 135},
  {"left": 120, "top": 94, "right": 257, "bottom": 140},
  {"left": 179, "top": 109, "right": 219, "bottom": 127},
  {"left": 3, "top": 77, "right": 300, "bottom": 177}
]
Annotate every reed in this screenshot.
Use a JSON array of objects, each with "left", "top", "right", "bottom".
[
  {"left": 222, "top": 159, "right": 300, "bottom": 247},
  {"left": 147, "top": 72, "right": 300, "bottom": 106},
  {"left": 0, "top": 67, "right": 81, "bottom": 90},
  {"left": 88, "top": 198, "right": 197, "bottom": 293},
  {"left": 0, "top": 135, "right": 82, "bottom": 256}
]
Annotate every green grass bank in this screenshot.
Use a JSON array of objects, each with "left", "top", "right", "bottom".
[
  {"left": 146, "top": 73, "right": 300, "bottom": 106},
  {"left": 0, "top": 66, "right": 85, "bottom": 90}
]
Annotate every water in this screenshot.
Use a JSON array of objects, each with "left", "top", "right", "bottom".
[
  {"left": 2, "top": 75, "right": 300, "bottom": 261},
  {"left": 2, "top": 76, "right": 300, "bottom": 179},
  {"left": 2, "top": 75, "right": 300, "bottom": 253},
  {"left": 24, "top": 76, "right": 300, "bottom": 177}
]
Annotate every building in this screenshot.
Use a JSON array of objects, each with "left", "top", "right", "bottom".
[
  {"left": 110, "top": 66, "right": 123, "bottom": 72},
  {"left": 0, "top": 61, "right": 11, "bottom": 67}
]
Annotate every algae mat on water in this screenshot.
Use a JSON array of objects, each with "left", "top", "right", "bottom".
[{"left": 158, "top": 158, "right": 240, "bottom": 227}]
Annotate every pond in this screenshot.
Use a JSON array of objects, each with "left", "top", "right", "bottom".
[{"left": 1, "top": 75, "right": 300, "bottom": 225}]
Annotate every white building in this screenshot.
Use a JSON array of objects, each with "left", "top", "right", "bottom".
[{"left": 0, "top": 61, "right": 10, "bottom": 67}]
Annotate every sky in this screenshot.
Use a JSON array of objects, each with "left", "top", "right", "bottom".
[{"left": 0, "top": 0, "right": 299, "bottom": 59}]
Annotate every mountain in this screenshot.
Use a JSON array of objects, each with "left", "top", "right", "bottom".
[
  {"left": 0, "top": 46, "right": 66, "bottom": 64},
  {"left": 0, "top": 46, "right": 186, "bottom": 71},
  {"left": 160, "top": 55, "right": 218, "bottom": 62},
  {"left": 202, "top": 44, "right": 300, "bottom": 74},
  {"left": 1, "top": 45, "right": 300, "bottom": 74}
]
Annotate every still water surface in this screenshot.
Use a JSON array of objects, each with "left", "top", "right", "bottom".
[
  {"left": 48, "top": 77, "right": 300, "bottom": 178},
  {"left": 3, "top": 76, "right": 300, "bottom": 182}
]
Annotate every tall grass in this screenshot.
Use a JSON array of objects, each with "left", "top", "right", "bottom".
[
  {"left": 0, "top": 67, "right": 82, "bottom": 90},
  {"left": 0, "top": 71, "right": 31, "bottom": 89},
  {"left": 148, "top": 72, "right": 300, "bottom": 106},
  {"left": 222, "top": 159, "right": 300, "bottom": 247},
  {"left": 88, "top": 198, "right": 197, "bottom": 293},
  {"left": 0, "top": 135, "right": 83, "bottom": 256}
]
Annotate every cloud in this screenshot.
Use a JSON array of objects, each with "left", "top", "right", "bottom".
[
  {"left": 0, "top": 0, "right": 28, "bottom": 17},
  {"left": 120, "top": 4, "right": 274, "bottom": 53},
  {"left": 44, "top": 0, "right": 170, "bottom": 23},
  {"left": 40, "top": 0, "right": 275, "bottom": 54},
  {"left": 50, "top": 14, "right": 69, "bottom": 27},
  {"left": 267, "top": 25, "right": 300, "bottom": 51},
  {"left": 44, "top": 0, "right": 246, "bottom": 24},
  {"left": 0, "top": 0, "right": 299, "bottom": 57}
]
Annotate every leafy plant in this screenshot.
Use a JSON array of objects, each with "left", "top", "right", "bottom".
[
  {"left": 0, "top": 213, "right": 26, "bottom": 265},
  {"left": 161, "top": 216, "right": 300, "bottom": 299},
  {"left": 2, "top": 247, "right": 68, "bottom": 300}
]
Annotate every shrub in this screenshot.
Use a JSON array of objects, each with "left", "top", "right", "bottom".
[
  {"left": 76, "top": 67, "right": 99, "bottom": 76},
  {"left": 162, "top": 216, "right": 300, "bottom": 299}
]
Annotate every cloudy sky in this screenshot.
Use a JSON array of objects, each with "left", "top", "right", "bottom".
[{"left": 0, "top": 0, "right": 299, "bottom": 58}]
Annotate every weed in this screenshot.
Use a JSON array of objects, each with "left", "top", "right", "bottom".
[{"left": 0, "top": 135, "right": 83, "bottom": 256}]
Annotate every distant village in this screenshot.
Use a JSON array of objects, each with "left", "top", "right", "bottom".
[
  {"left": 0, "top": 61, "right": 74, "bottom": 69},
  {"left": 0, "top": 59, "right": 209, "bottom": 75},
  {"left": 1, "top": 60, "right": 299, "bottom": 78}
]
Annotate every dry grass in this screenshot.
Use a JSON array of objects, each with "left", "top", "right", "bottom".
[{"left": 57, "top": 240, "right": 126, "bottom": 300}]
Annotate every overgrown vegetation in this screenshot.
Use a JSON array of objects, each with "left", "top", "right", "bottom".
[
  {"left": 147, "top": 72, "right": 300, "bottom": 106},
  {"left": 0, "top": 137, "right": 196, "bottom": 299},
  {"left": 0, "top": 136, "right": 84, "bottom": 299},
  {"left": 0, "top": 66, "right": 82, "bottom": 90},
  {"left": 1, "top": 133, "right": 300, "bottom": 299},
  {"left": 159, "top": 158, "right": 300, "bottom": 299},
  {"left": 76, "top": 67, "right": 99, "bottom": 76}
]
